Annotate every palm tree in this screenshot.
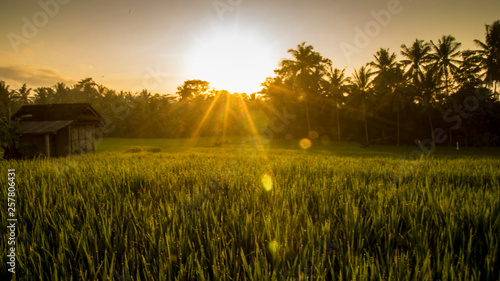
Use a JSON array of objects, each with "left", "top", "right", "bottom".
[
  {"left": 455, "top": 50, "right": 482, "bottom": 87},
  {"left": 370, "top": 48, "right": 411, "bottom": 146},
  {"left": 73, "top": 78, "right": 100, "bottom": 103},
  {"left": 279, "top": 42, "right": 329, "bottom": 136},
  {"left": 33, "top": 87, "right": 55, "bottom": 105},
  {"left": 400, "top": 39, "right": 432, "bottom": 84},
  {"left": 176, "top": 79, "right": 210, "bottom": 101},
  {"left": 370, "top": 48, "right": 399, "bottom": 95},
  {"left": 474, "top": 20, "right": 500, "bottom": 98},
  {"left": 350, "top": 65, "right": 374, "bottom": 146},
  {"left": 14, "top": 83, "right": 32, "bottom": 105},
  {"left": 370, "top": 48, "right": 398, "bottom": 75},
  {"left": 53, "top": 82, "right": 71, "bottom": 103},
  {"left": 415, "top": 68, "right": 443, "bottom": 144},
  {"left": 430, "top": 35, "right": 462, "bottom": 95},
  {"left": 381, "top": 66, "right": 408, "bottom": 146},
  {"left": 324, "top": 64, "right": 349, "bottom": 141},
  {"left": 369, "top": 48, "right": 407, "bottom": 146}
]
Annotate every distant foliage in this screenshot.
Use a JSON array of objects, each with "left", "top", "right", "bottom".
[{"left": 1, "top": 20, "right": 499, "bottom": 146}]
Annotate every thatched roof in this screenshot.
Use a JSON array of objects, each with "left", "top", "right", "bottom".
[{"left": 13, "top": 103, "right": 103, "bottom": 123}]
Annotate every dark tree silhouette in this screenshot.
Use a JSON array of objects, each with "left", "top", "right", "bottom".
[
  {"left": 176, "top": 80, "right": 210, "bottom": 101},
  {"left": 324, "top": 64, "right": 349, "bottom": 141},
  {"left": 278, "top": 42, "right": 329, "bottom": 136},
  {"left": 430, "top": 35, "right": 462, "bottom": 95},
  {"left": 474, "top": 20, "right": 500, "bottom": 97},
  {"left": 350, "top": 65, "right": 374, "bottom": 147},
  {"left": 400, "top": 39, "right": 432, "bottom": 84},
  {"left": 1, "top": 20, "right": 500, "bottom": 147}
]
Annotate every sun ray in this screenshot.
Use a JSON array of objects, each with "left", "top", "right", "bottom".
[
  {"left": 222, "top": 92, "right": 230, "bottom": 144},
  {"left": 234, "top": 94, "right": 277, "bottom": 193},
  {"left": 190, "top": 92, "right": 222, "bottom": 141},
  {"left": 236, "top": 94, "right": 265, "bottom": 153}
]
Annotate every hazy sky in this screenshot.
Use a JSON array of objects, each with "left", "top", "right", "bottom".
[{"left": 1, "top": 0, "right": 499, "bottom": 94}]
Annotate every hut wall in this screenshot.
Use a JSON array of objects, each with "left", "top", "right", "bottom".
[
  {"left": 70, "top": 124, "right": 95, "bottom": 154},
  {"left": 19, "top": 135, "right": 45, "bottom": 157},
  {"left": 54, "top": 126, "right": 70, "bottom": 157}
]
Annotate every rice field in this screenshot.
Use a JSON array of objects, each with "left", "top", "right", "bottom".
[{"left": 1, "top": 139, "right": 499, "bottom": 280}]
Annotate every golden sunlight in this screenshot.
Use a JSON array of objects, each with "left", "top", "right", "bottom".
[
  {"left": 261, "top": 173, "right": 273, "bottom": 191},
  {"left": 299, "top": 138, "right": 312, "bottom": 150},
  {"left": 188, "top": 26, "right": 276, "bottom": 94}
]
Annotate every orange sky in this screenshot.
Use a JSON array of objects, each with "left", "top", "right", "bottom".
[{"left": 1, "top": 0, "right": 499, "bottom": 94}]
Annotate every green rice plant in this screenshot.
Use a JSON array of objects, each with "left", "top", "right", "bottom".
[{"left": 0, "top": 141, "right": 499, "bottom": 280}]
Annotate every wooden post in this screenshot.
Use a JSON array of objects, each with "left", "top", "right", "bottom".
[{"left": 45, "top": 134, "right": 50, "bottom": 158}]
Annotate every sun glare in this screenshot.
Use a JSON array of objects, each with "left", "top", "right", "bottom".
[{"left": 188, "top": 26, "right": 276, "bottom": 94}]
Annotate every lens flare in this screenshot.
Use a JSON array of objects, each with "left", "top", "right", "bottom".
[
  {"left": 308, "top": 131, "right": 319, "bottom": 140},
  {"left": 261, "top": 173, "right": 273, "bottom": 191},
  {"left": 299, "top": 138, "right": 312, "bottom": 149},
  {"left": 268, "top": 240, "right": 279, "bottom": 254}
]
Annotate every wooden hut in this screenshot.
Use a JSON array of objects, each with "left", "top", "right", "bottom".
[{"left": 13, "top": 103, "right": 104, "bottom": 158}]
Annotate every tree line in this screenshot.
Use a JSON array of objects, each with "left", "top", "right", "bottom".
[{"left": 1, "top": 20, "right": 499, "bottom": 147}]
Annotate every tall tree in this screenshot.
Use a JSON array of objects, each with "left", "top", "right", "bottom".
[
  {"left": 455, "top": 50, "right": 483, "bottom": 87},
  {"left": 176, "top": 80, "right": 210, "bottom": 101},
  {"left": 370, "top": 48, "right": 398, "bottom": 75},
  {"left": 350, "top": 65, "right": 374, "bottom": 146},
  {"left": 370, "top": 48, "right": 398, "bottom": 96},
  {"left": 430, "top": 35, "right": 462, "bottom": 95},
  {"left": 370, "top": 49, "right": 408, "bottom": 146},
  {"left": 474, "top": 20, "right": 500, "bottom": 97},
  {"left": 33, "top": 87, "right": 55, "bottom": 105},
  {"left": 14, "top": 83, "right": 32, "bottom": 105},
  {"left": 278, "top": 42, "right": 329, "bottom": 136},
  {"left": 415, "top": 68, "right": 444, "bottom": 144},
  {"left": 53, "top": 82, "right": 71, "bottom": 103},
  {"left": 324, "top": 64, "right": 349, "bottom": 141},
  {"left": 400, "top": 39, "right": 432, "bottom": 84},
  {"left": 382, "top": 66, "right": 408, "bottom": 146},
  {"left": 73, "top": 78, "right": 100, "bottom": 103}
]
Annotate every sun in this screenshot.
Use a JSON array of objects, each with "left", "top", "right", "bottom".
[{"left": 188, "top": 26, "right": 277, "bottom": 94}]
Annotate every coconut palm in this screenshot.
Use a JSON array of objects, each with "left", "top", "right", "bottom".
[
  {"left": 381, "top": 66, "right": 408, "bottom": 146},
  {"left": 279, "top": 42, "right": 329, "bottom": 136},
  {"left": 324, "top": 64, "right": 349, "bottom": 141},
  {"left": 53, "top": 82, "right": 71, "bottom": 103},
  {"left": 429, "top": 35, "right": 462, "bottom": 95},
  {"left": 350, "top": 65, "right": 374, "bottom": 146},
  {"left": 370, "top": 48, "right": 399, "bottom": 95},
  {"left": 415, "top": 68, "right": 444, "bottom": 144},
  {"left": 474, "top": 20, "right": 500, "bottom": 97},
  {"left": 400, "top": 39, "right": 432, "bottom": 84},
  {"left": 33, "top": 87, "right": 55, "bottom": 105},
  {"left": 74, "top": 78, "right": 100, "bottom": 103},
  {"left": 176, "top": 79, "right": 210, "bottom": 101},
  {"left": 455, "top": 50, "right": 483, "bottom": 87},
  {"left": 369, "top": 48, "right": 408, "bottom": 146},
  {"left": 14, "top": 83, "right": 32, "bottom": 105},
  {"left": 370, "top": 48, "right": 398, "bottom": 75}
]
